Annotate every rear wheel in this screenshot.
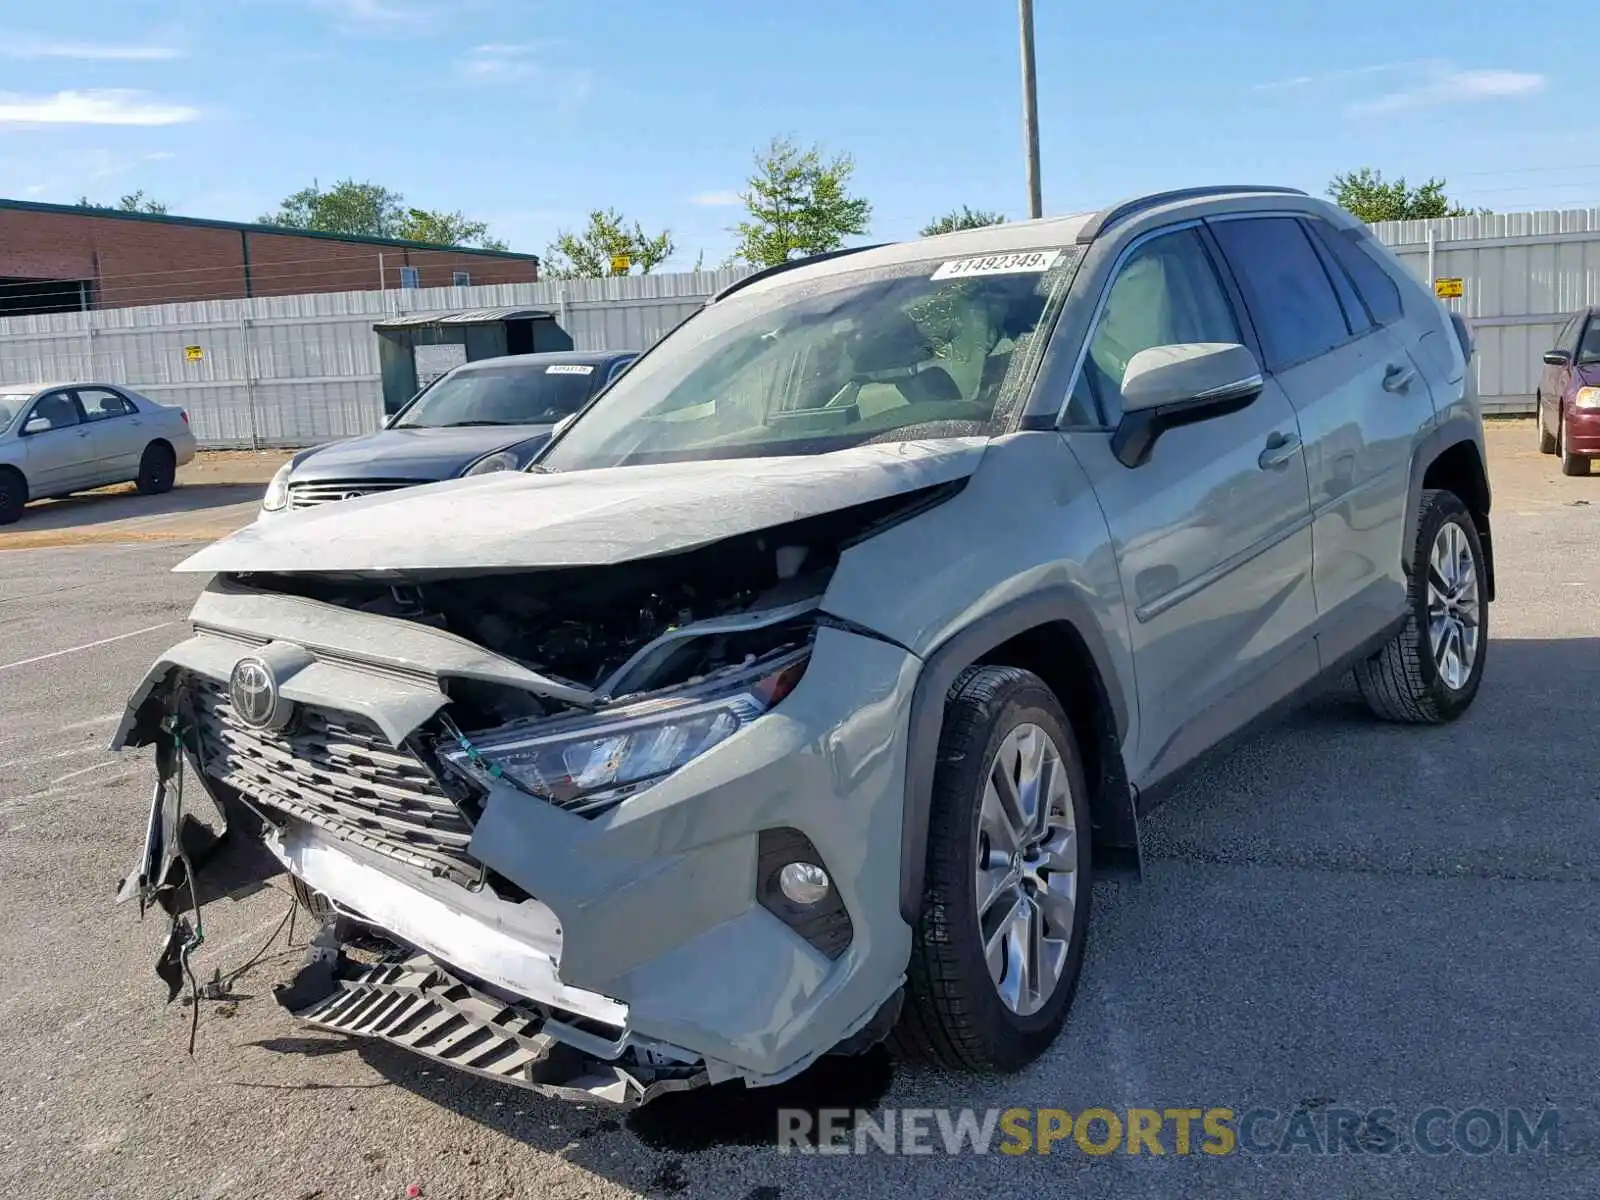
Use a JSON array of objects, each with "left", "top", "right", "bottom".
[
  {"left": 1536, "top": 395, "right": 1558, "bottom": 454},
  {"left": 1355, "top": 489, "right": 1487, "bottom": 723},
  {"left": 1558, "top": 412, "right": 1592, "bottom": 476},
  {"left": 0, "top": 467, "right": 25, "bottom": 525},
  {"left": 136, "top": 442, "right": 176, "bottom": 495},
  {"left": 890, "top": 666, "right": 1092, "bottom": 1072}
]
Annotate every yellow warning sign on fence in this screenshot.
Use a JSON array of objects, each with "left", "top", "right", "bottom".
[
  {"left": 184, "top": 345, "right": 204, "bottom": 362},
  {"left": 1433, "top": 278, "right": 1464, "bottom": 299}
]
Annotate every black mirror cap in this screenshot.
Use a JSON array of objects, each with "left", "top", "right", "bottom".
[
  {"left": 1544, "top": 348, "right": 1571, "bottom": 367},
  {"left": 1110, "top": 378, "right": 1264, "bottom": 469}
]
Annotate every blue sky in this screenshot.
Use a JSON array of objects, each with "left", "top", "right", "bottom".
[{"left": 0, "top": 0, "right": 1586, "bottom": 271}]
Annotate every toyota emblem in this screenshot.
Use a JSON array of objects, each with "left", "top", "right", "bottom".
[{"left": 229, "top": 656, "right": 279, "bottom": 728}]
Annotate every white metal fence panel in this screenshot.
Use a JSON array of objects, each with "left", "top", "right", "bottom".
[
  {"left": 1369, "top": 209, "right": 1600, "bottom": 414},
  {"left": 0, "top": 269, "right": 754, "bottom": 447}
]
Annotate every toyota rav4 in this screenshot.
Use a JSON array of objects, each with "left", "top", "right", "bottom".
[{"left": 115, "top": 185, "right": 1492, "bottom": 1106}]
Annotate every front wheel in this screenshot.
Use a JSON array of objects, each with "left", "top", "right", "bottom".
[
  {"left": 890, "top": 666, "right": 1092, "bottom": 1072},
  {"left": 1355, "top": 489, "right": 1487, "bottom": 723},
  {"left": 1559, "top": 414, "right": 1592, "bottom": 477},
  {"left": 0, "top": 467, "right": 25, "bottom": 525}
]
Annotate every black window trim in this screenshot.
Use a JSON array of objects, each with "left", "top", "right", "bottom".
[
  {"left": 1205, "top": 210, "right": 1369, "bottom": 374},
  {"left": 19, "top": 388, "right": 84, "bottom": 435},
  {"left": 1306, "top": 217, "right": 1404, "bottom": 330},
  {"left": 1053, "top": 218, "right": 1259, "bottom": 430},
  {"left": 1299, "top": 217, "right": 1376, "bottom": 338},
  {"left": 72, "top": 385, "right": 137, "bottom": 423}
]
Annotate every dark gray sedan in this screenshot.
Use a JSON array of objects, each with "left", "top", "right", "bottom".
[{"left": 259, "top": 350, "right": 637, "bottom": 518}]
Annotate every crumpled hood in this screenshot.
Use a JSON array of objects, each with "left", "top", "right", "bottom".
[
  {"left": 178, "top": 438, "right": 989, "bottom": 575},
  {"left": 290, "top": 424, "right": 556, "bottom": 482}
]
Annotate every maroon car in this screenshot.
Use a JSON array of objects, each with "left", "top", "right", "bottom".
[{"left": 1537, "top": 308, "right": 1600, "bottom": 476}]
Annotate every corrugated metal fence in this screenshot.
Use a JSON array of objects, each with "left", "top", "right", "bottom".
[
  {"left": 1368, "top": 209, "right": 1600, "bottom": 414},
  {"left": 0, "top": 269, "right": 753, "bottom": 447}
]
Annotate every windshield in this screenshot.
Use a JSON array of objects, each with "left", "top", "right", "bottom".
[
  {"left": 0, "top": 393, "right": 30, "bottom": 434},
  {"left": 539, "top": 247, "right": 1082, "bottom": 471},
  {"left": 393, "top": 361, "right": 601, "bottom": 429}
]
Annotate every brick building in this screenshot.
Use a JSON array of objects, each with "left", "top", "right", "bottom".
[{"left": 0, "top": 199, "right": 541, "bottom": 317}]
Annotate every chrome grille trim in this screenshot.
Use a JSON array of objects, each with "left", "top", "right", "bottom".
[
  {"left": 287, "top": 478, "right": 424, "bottom": 510},
  {"left": 188, "top": 675, "right": 478, "bottom": 884}
]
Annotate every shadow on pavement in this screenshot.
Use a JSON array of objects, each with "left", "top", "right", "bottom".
[{"left": 15, "top": 483, "right": 266, "bottom": 532}]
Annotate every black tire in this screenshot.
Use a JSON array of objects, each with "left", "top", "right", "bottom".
[
  {"left": 1558, "top": 413, "right": 1592, "bottom": 476},
  {"left": 136, "top": 442, "right": 176, "bottom": 495},
  {"left": 1536, "top": 396, "right": 1558, "bottom": 454},
  {"left": 0, "top": 467, "right": 25, "bottom": 525},
  {"left": 889, "top": 665, "right": 1093, "bottom": 1073},
  {"left": 1355, "top": 489, "right": 1487, "bottom": 723}
]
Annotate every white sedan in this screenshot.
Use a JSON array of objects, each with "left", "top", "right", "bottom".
[{"left": 0, "top": 382, "right": 197, "bottom": 524}]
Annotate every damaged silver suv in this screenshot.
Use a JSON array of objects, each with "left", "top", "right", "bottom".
[{"left": 116, "top": 186, "right": 1492, "bottom": 1106}]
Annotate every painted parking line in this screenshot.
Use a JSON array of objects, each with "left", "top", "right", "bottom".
[{"left": 0, "top": 622, "right": 178, "bottom": 672}]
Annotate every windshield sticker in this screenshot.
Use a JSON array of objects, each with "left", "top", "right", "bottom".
[
  {"left": 546, "top": 364, "right": 595, "bottom": 375},
  {"left": 931, "top": 250, "right": 1062, "bottom": 281}
]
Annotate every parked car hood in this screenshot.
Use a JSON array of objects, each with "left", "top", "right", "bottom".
[
  {"left": 290, "top": 424, "right": 557, "bottom": 482},
  {"left": 179, "top": 438, "right": 989, "bottom": 575}
]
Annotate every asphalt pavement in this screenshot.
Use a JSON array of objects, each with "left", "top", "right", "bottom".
[{"left": 0, "top": 422, "right": 1595, "bottom": 1200}]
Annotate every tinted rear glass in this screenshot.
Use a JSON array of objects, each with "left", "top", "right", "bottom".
[{"left": 1312, "top": 223, "right": 1404, "bottom": 326}]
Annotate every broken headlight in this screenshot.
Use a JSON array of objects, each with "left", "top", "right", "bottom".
[{"left": 441, "top": 649, "right": 808, "bottom": 815}]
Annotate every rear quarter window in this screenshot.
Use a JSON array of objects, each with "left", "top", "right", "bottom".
[{"left": 1311, "top": 222, "right": 1404, "bottom": 326}]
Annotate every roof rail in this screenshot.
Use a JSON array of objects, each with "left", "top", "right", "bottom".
[
  {"left": 1076, "top": 186, "right": 1309, "bottom": 245},
  {"left": 711, "top": 243, "right": 890, "bottom": 303}
]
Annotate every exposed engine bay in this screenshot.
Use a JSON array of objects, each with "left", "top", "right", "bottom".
[{"left": 221, "top": 484, "right": 950, "bottom": 718}]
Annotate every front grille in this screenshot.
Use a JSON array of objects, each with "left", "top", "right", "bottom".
[
  {"left": 188, "top": 675, "right": 479, "bottom": 885},
  {"left": 287, "top": 478, "right": 423, "bottom": 510}
]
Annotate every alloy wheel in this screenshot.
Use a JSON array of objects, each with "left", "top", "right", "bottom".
[
  {"left": 1426, "top": 520, "right": 1481, "bottom": 691},
  {"left": 974, "top": 722, "right": 1078, "bottom": 1017}
]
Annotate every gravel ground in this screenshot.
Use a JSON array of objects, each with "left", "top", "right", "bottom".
[{"left": 0, "top": 421, "right": 1595, "bottom": 1199}]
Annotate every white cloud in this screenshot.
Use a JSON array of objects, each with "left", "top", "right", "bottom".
[
  {"left": 689, "top": 190, "right": 743, "bottom": 207},
  {"left": 0, "top": 36, "right": 183, "bottom": 61},
  {"left": 455, "top": 44, "right": 592, "bottom": 110},
  {"left": 1350, "top": 66, "right": 1545, "bottom": 115},
  {"left": 308, "top": 0, "right": 430, "bottom": 30},
  {"left": 0, "top": 90, "right": 200, "bottom": 126}
]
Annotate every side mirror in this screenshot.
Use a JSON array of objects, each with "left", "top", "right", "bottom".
[
  {"left": 21, "top": 416, "right": 50, "bottom": 436},
  {"left": 1111, "top": 343, "right": 1264, "bottom": 468},
  {"left": 1543, "top": 349, "right": 1571, "bottom": 367}
]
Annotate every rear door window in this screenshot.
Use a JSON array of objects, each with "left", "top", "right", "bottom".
[
  {"left": 1210, "top": 217, "right": 1352, "bottom": 372},
  {"left": 75, "top": 387, "right": 138, "bottom": 421}
]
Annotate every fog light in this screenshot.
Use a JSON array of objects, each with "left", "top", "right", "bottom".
[{"left": 778, "top": 862, "right": 831, "bottom": 905}]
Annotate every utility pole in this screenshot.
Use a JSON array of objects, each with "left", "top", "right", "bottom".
[{"left": 1019, "top": 0, "right": 1043, "bottom": 219}]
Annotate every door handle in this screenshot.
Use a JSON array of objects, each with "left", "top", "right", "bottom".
[
  {"left": 1258, "top": 431, "right": 1302, "bottom": 470},
  {"left": 1382, "top": 362, "right": 1416, "bottom": 393}
]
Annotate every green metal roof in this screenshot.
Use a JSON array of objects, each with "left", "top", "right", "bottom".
[{"left": 0, "top": 197, "right": 540, "bottom": 262}]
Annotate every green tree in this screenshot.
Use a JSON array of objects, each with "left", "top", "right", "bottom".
[
  {"left": 259, "top": 178, "right": 506, "bottom": 248},
  {"left": 77, "top": 190, "right": 168, "bottom": 215},
  {"left": 733, "top": 136, "right": 872, "bottom": 267},
  {"left": 1327, "top": 168, "right": 1473, "bottom": 222},
  {"left": 921, "top": 206, "right": 1006, "bottom": 236},
  {"left": 542, "top": 208, "right": 674, "bottom": 279}
]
